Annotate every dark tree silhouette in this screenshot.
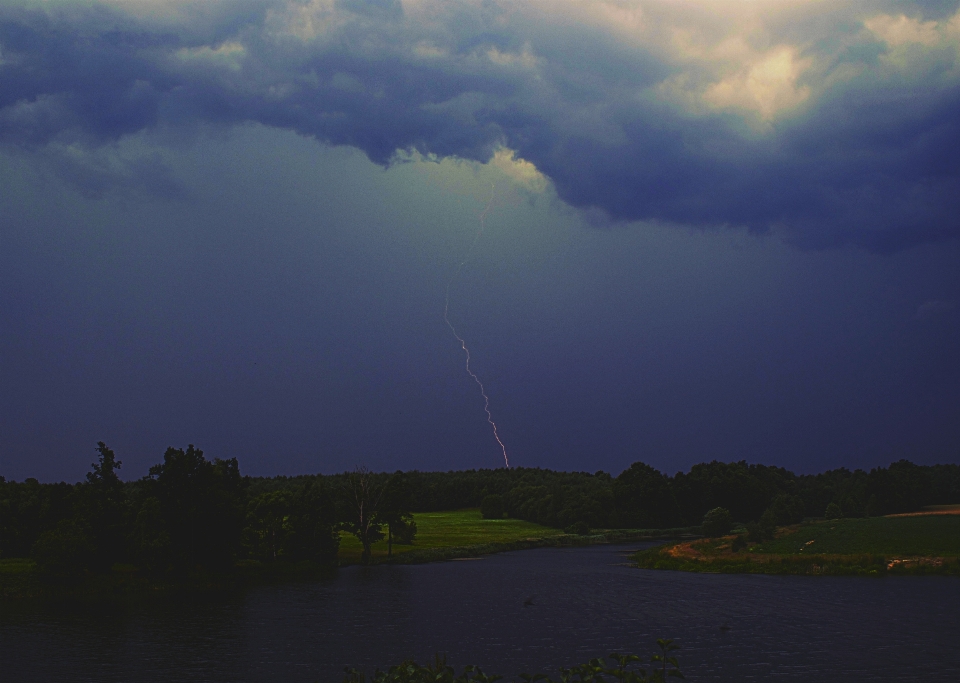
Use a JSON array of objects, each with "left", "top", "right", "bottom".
[
  {"left": 145, "top": 445, "right": 245, "bottom": 572},
  {"left": 613, "top": 462, "right": 680, "bottom": 529},
  {"left": 79, "top": 442, "right": 127, "bottom": 570}
]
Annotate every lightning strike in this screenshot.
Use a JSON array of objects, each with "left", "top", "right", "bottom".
[{"left": 443, "top": 183, "right": 510, "bottom": 469}]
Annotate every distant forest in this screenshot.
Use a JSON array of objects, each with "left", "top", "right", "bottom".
[{"left": 2, "top": 445, "right": 959, "bottom": 578}]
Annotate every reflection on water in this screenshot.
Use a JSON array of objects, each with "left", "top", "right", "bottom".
[{"left": 2, "top": 544, "right": 959, "bottom": 682}]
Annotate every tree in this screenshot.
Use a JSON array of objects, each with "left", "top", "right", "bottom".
[
  {"left": 701, "top": 507, "right": 732, "bottom": 537},
  {"left": 244, "top": 491, "right": 292, "bottom": 561},
  {"left": 285, "top": 478, "right": 340, "bottom": 566},
  {"left": 671, "top": 460, "right": 783, "bottom": 526},
  {"left": 131, "top": 496, "right": 170, "bottom": 572},
  {"left": 342, "top": 466, "right": 386, "bottom": 564},
  {"left": 146, "top": 445, "right": 246, "bottom": 572},
  {"left": 79, "top": 442, "right": 128, "bottom": 570},
  {"left": 763, "top": 494, "right": 805, "bottom": 526},
  {"left": 88, "top": 441, "right": 123, "bottom": 488},
  {"left": 613, "top": 462, "right": 679, "bottom": 529},
  {"left": 757, "top": 509, "right": 777, "bottom": 540}
]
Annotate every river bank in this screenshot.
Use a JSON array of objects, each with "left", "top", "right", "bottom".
[
  {"left": 633, "top": 514, "right": 960, "bottom": 576},
  {"left": 1, "top": 509, "right": 699, "bottom": 599}
]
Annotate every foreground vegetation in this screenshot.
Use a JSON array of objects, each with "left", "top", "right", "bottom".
[
  {"left": 342, "top": 641, "right": 684, "bottom": 683},
  {"left": 634, "top": 514, "right": 960, "bottom": 576}
]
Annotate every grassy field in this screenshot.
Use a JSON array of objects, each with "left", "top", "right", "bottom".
[
  {"left": 752, "top": 515, "right": 960, "bottom": 556},
  {"left": 634, "top": 514, "right": 960, "bottom": 576},
  {"left": 338, "top": 509, "right": 564, "bottom": 564}
]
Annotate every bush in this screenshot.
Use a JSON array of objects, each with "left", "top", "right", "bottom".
[
  {"left": 825, "top": 502, "right": 843, "bottom": 520},
  {"left": 480, "top": 495, "right": 504, "bottom": 520},
  {"left": 731, "top": 534, "right": 748, "bottom": 552},
  {"left": 701, "top": 507, "right": 733, "bottom": 537},
  {"left": 343, "top": 642, "right": 683, "bottom": 683},
  {"left": 758, "top": 508, "right": 778, "bottom": 538},
  {"left": 764, "top": 494, "right": 805, "bottom": 526},
  {"left": 565, "top": 520, "right": 591, "bottom": 535}
]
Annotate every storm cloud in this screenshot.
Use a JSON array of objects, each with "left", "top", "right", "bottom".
[{"left": 2, "top": 0, "right": 960, "bottom": 251}]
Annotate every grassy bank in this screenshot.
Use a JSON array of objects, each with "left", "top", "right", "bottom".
[
  {"left": 634, "top": 514, "right": 960, "bottom": 576},
  {"left": 338, "top": 509, "right": 564, "bottom": 564},
  {"left": 337, "top": 509, "right": 561, "bottom": 564},
  {"left": 338, "top": 509, "right": 698, "bottom": 565}
]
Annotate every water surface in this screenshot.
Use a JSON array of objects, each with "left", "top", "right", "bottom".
[{"left": 2, "top": 544, "right": 958, "bottom": 682}]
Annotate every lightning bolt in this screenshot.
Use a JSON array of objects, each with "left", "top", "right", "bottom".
[{"left": 443, "top": 183, "right": 510, "bottom": 468}]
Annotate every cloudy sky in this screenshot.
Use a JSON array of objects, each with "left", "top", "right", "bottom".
[{"left": 2, "top": 0, "right": 959, "bottom": 482}]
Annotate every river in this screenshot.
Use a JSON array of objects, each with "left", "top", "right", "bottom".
[{"left": 2, "top": 544, "right": 958, "bottom": 682}]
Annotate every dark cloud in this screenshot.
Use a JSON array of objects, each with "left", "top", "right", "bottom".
[{"left": 2, "top": 0, "right": 960, "bottom": 251}]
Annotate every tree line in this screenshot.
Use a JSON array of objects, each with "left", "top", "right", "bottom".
[
  {"left": 313, "top": 458, "right": 959, "bottom": 532},
  {"left": 0, "top": 444, "right": 416, "bottom": 579},
  {"left": 2, "top": 445, "right": 958, "bottom": 579}
]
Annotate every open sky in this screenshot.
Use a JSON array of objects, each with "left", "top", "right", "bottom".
[{"left": 2, "top": 0, "right": 959, "bottom": 482}]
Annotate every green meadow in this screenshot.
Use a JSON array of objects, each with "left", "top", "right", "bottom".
[
  {"left": 634, "top": 514, "right": 960, "bottom": 576},
  {"left": 338, "top": 509, "right": 565, "bottom": 564},
  {"left": 751, "top": 514, "right": 960, "bottom": 557}
]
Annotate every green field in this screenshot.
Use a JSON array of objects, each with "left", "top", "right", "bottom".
[
  {"left": 752, "top": 515, "right": 960, "bottom": 556},
  {"left": 634, "top": 514, "right": 960, "bottom": 576},
  {"left": 338, "top": 509, "right": 564, "bottom": 564}
]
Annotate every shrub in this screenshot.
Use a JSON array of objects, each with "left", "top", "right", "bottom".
[
  {"left": 764, "top": 494, "right": 805, "bottom": 526},
  {"left": 758, "top": 508, "right": 778, "bottom": 539},
  {"left": 565, "top": 520, "right": 591, "bottom": 535},
  {"left": 731, "top": 534, "right": 748, "bottom": 552},
  {"left": 824, "top": 502, "right": 842, "bottom": 520},
  {"left": 343, "top": 642, "right": 683, "bottom": 683},
  {"left": 480, "top": 495, "right": 505, "bottom": 520},
  {"left": 701, "top": 507, "right": 733, "bottom": 537}
]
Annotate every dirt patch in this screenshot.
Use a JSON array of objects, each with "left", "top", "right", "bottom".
[
  {"left": 886, "top": 556, "right": 947, "bottom": 569},
  {"left": 886, "top": 505, "right": 960, "bottom": 518},
  {"left": 665, "top": 541, "right": 703, "bottom": 560}
]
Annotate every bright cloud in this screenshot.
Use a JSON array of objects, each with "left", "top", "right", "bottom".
[
  {"left": 2, "top": 0, "right": 960, "bottom": 251},
  {"left": 866, "top": 14, "right": 941, "bottom": 47},
  {"left": 174, "top": 41, "right": 246, "bottom": 72},
  {"left": 489, "top": 148, "right": 548, "bottom": 193},
  {"left": 702, "top": 46, "right": 811, "bottom": 121}
]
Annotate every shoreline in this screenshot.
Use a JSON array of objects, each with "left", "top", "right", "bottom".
[
  {"left": 364, "top": 528, "right": 701, "bottom": 566},
  {"left": 634, "top": 544, "right": 960, "bottom": 576},
  {"left": 632, "top": 515, "right": 960, "bottom": 577},
  {"left": 1, "top": 527, "right": 699, "bottom": 600}
]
